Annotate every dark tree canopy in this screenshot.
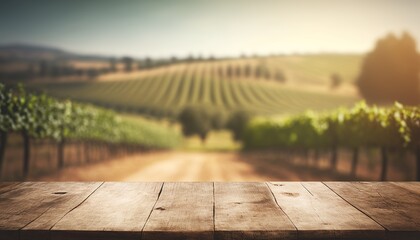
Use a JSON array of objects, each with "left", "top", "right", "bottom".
[
  {"left": 226, "top": 65, "right": 233, "bottom": 78},
  {"left": 109, "top": 58, "right": 117, "bottom": 72},
  {"left": 357, "top": 32, "right": 420, "bottom": 105},
  {"left": 226, "top": 110, "right": 253, "bottom": 141},
  {"left": 244, "top": 64, "right": 252, "bottom": 78},
  {"left": 178, "top": 106, "right": 213, "bottom": 142},
  {"left": 121, "top": 57, "right": 134, "bottom": 72}
]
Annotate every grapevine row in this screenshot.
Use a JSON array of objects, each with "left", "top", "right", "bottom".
[
  {"left": 29, "top": 63, "right": 357, "bottom": 119},
  {"left": 0, "top": 84, "right": 181, "bottom": 178},
  {"left": 242, "top": 102, "right": 420, "bottom": 180}
]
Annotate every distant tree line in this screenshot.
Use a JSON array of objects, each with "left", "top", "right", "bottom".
[
  {"left": 0, "top": 54, "right": 228, "bottom": 82},
  {"left": 217, "top": 64, "right": 286, "bottom": 82}
]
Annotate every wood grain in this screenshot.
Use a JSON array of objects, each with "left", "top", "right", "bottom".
[
  {"left": 214, "top": 182, "right": 296, "bottom": 240},
  {"left": 0, "top": 182, "right": 21, "bottom": 195},
  {"left": 142, "top": 182, "right": 214, "bottom": 240},
  {"left": 51, "top": 182, "right": 162, "bottom": 240},
  {"left": 392, "top": 182, "right": 420, "bottom": 195},
  {"left": 268, "top": 182, "right": 384, "bottom": 240},
  {"left": 0, "top": 182, "right": 101, "bottom": 240},
  {"left": 0, "top": 182, "right": 418, "bottom": 240},
  {"left": 325, "top": 182, "right": 420, "bottom": 240}
]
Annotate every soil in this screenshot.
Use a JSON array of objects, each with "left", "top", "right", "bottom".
[{"left": 32, "top": 151, "right": 405, "bottom": 182}]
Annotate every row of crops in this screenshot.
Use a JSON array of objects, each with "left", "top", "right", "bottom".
[
  {"left": 0, "top": 84, "right": 181, "bottom": 178},
  {"left": 29, "top": 63, "right": 357, "bottom": 118},
  {"left": 243, "top": 102, "right": 420, "bottom": 180}
]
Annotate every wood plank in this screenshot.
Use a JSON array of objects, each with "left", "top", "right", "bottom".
[
  {"left": 325, "top": 182, "right": 420, "bottom": 240},
  {"left": 214, "top": 182, "right": 296, "bottom": 240},
  {"left": 392, "top": 182, "right": 420, "bottom": 195},
  {"left": 142, "top": 182, "right": 214, "bottom": 240},
  {"left": 0, "top": 182, "right": 101, "bottom": 240},
  {"left": 21, "top": 182, "right": 102, "bottom": 240},
  {"left": 0, "top": 182, "right": 21, "bottom": 195},
  {"left": 51, "top": 182, "right": 162, "bottom": 240},
  {"left": 268, "top": 182, "right": 384, "bottom": 240}
]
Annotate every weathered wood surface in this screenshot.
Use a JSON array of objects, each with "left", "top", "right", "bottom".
[
  {"left": 142, "top": 182, "right": 213, "bottom": 240},
  {"left": 326, "top": 182, "right": 420, "bottom": 240},
  {"left": 0, "top": 182, "right": 418, "bottom": 240},
  {"left": 0, "top": 182, "right": 101, "bottom": 240},
  {"left": 52, "top": 182, "right": 162, "bottom": 240},
  {"left": 268, "top": 182, "right": 384, "bottom": 239},
  {"left": 215, "top": 182, "right": 296, "bottom": 240}
]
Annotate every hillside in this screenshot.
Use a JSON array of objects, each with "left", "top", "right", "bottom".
[
  {"left": 0, "top": 43, "right": 111, "bottom": 61},
  {"left": 29, "top": 58, "right": 361, "bottom": 118},
  {"left": 98, "top": 54, "right": 363, "bottom": 85}
]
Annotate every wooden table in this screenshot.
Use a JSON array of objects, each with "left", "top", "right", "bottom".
[{"left": 0, "top": 182, "right": 419, "bottom": 240}]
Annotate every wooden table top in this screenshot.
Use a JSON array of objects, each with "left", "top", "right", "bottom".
[{"left": 0, "top": 182, "right": 419, "bottom": 240}]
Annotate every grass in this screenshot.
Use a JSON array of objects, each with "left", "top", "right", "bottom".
[
  {"left": 119, "top": 114, "right": 240, "bottom": 152},
  {"left": 180, "top": 130, "right": 241, "bottom": 152},
  {"left": 120, "top": 115, "right": 241, "bottom": 151}
]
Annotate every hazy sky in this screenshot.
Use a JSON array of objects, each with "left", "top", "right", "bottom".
[{"left": 1, "top": 0, "right": 419, "bottom": 58}]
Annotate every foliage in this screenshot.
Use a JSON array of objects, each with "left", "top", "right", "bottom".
[
  {"left": 243, "top": 102, "right": 420, "bottom": 151},
  {"left": 178, "top": 106, "right": 213, "bottom": 141},
  {"left": 0, "top": 84, "right": 180, "bottom": 148},
  {"left": 357, "top": 32, "right": 420, "bottom": 105},
  {"left": 226, "top": 110, "right": 253, "bottom": 141}
]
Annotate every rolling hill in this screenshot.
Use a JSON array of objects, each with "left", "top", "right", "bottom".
[{"left": 29, "top": 57, "right": 361, "bottom": 118}]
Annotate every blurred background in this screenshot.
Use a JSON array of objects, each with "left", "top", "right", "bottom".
[{"left": 0, "top": 0, "right": 419, "bottom": 181}]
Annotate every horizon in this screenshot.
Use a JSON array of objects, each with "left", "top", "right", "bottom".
[
  {"left": 0, "top": 42, "right": 368, "bottom": 59},
  {"left": 1, "top": 0, "right": 419, "bottom": 58}
]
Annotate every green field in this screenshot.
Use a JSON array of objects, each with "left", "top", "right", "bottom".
[{"left": 29, "top": 54, "right": 362, "bottom": 118}]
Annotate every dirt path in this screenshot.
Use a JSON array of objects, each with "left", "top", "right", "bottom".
[
  {"left": 37, "top": 152, "right": 268, "bottom": 181},
  {"left": 35, "top": 151, "right": 359, "bottom": 182}
]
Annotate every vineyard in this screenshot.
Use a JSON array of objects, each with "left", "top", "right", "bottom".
[
  {"left": 243, "top": 102, "right": 420, "bottom": 180},
  {"left": 0, "top": 84, "right": 181, "bottom": 179},
  {"left": 29, "top": 60, "right": 359, "bottom": 119}
]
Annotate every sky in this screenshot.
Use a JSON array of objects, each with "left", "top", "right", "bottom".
[{"left": 0, "top": 0, "right": 419, "bottom": 58}]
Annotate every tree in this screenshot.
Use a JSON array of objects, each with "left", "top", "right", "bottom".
[
  {"left": 264, "top": 69, "right": 271, "bottom": 80},
  {"left": 255, "top": 65, "right": 263, "bottom": 79},
  {"left": 144, "top": 57, "right": 153, "bottom": 69},
  {"left": 39, "top": 60, "right": 49, "bottom": 77},
  {"left": 186, "top": 54, "right": 195, "bottom": 63},
  {"left": 226, "top": 110, "right": 253, "bottom": 141},
  {"left": 86, "top": 68, "right": 99, "bottom": 79},
  {"left": 357, "top": 32, "right": 420, "bottom": 105},
  {"left": 121, "top": 57, "right": 134, "bottom": 72},
  {"left": 178, "top": 106, "right": 212, "bottom": 142},
  {"left": 218, "top": 67, "right": 224, "bottom": 78},
  {"left": 210, "top": 110, "right": 227, "bottom": 130},
  {"left": 275, "top": 70, "right": 286, "bottom": 83},
  {"left": 136, "top": 62, "right": 142, "bottom": 70},
  {"left": 235, "top": 66, "right": 242, "bottom": 78},
  {"left": 244, "top": 64, "right": 252, "bottom": 78},
  {"left": 330, "top": 73, "right": 342, "bottom": 89},
  {"left": 109, "top": 58, "right": 117, "bottom": 72},
  {"left": 226, "top": 65, "right": 233, "bottom": 78},
  {"left": 170, "top": 56, "right": 178, "bottom": 63}
]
